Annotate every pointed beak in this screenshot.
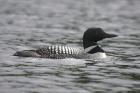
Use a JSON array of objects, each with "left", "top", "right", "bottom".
[{"left": 105, "top": 33, "right": 117, "bottom": 38}]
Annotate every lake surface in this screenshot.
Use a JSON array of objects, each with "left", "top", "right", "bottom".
[{"left": 0, "top": 0, "right": 140, "bottom": 93}]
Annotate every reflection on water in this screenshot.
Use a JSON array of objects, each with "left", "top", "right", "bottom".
[{"left": 0, "top": 0, "right": 140, "bottom": 93}]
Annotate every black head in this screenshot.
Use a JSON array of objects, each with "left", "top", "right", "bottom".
[{"left": 83, "top": 28, "right": 117, "bottom": 49}]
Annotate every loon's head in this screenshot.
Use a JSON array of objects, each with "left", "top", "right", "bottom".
[{"left": 83, "top": 27, "right": 117, "bottom": 49}]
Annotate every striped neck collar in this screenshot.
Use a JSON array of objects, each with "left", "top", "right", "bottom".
[{"left": 84, "top": 45, "right": 105, "bottom": 54}]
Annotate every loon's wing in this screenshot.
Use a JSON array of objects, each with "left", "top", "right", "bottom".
[
  {"left": 36, "top": 46, "right": 82, "bottom": 59},
  {"left": 14, "top": 46, "right": 83, "bottom": 59}
]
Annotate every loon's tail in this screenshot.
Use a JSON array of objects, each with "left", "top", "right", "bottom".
[{"left": 13, "top": 50, "right": 41, "bottom": 57}]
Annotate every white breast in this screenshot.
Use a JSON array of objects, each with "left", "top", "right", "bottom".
[{"left": 89, "top": 52, "right": 107, "bottom": 60}]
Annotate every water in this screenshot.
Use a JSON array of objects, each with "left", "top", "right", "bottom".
[{"left": 0, "top": 0, "right": 140, "bottom": 93}]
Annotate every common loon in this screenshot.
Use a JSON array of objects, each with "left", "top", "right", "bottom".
[{"left": 13, "top": 28, "right": 117, "bottom": 59}]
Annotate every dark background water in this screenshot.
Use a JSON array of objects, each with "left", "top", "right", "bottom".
[{"left": 0, "top": 0, "right": 140, "bottom": 93}]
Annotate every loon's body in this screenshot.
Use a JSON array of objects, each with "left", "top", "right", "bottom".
[{"left": 14, "top": 28, "right": 117, "bottom": 59}]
